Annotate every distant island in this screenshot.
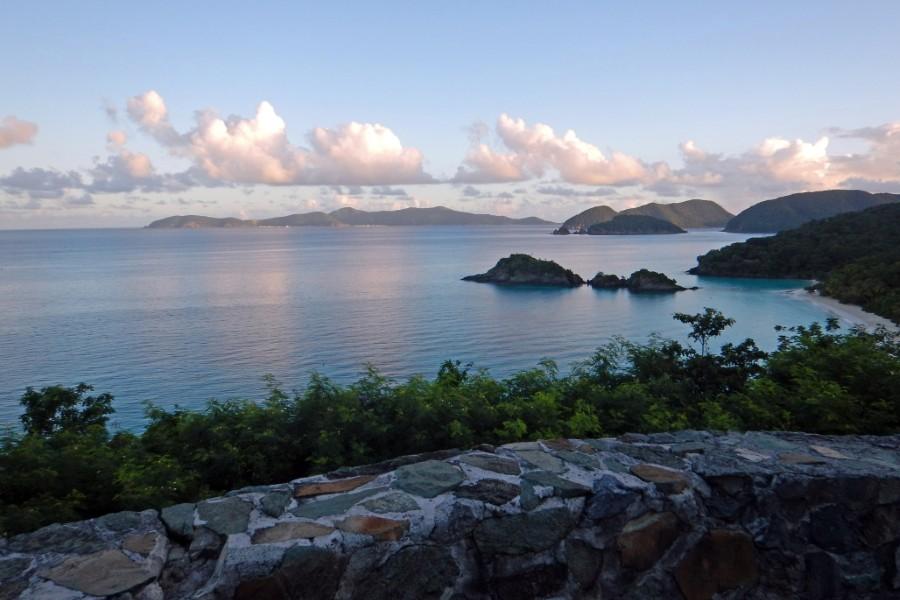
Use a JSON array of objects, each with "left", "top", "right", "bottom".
[
  {"left": 692, "top": 203, "right": 900, "bottom": 322},
  {"left": 463, "top": 254, "right": 693, "bottom": 292},
  {"left": 723, "top": 189, "right": 900, "bottom": 233},
  {"left": 586, "top": 214, "right": 686, "bottom": 235},
  {"left": 553, "top": 191, "right": 900, "bottom": 236},
  {"left": 147, "top": 206, "right": 553, "bottom": 229},
  {"left": 554, "top": 199, "right": 732, "bottom": 234},
  {"left": 557, "top": 205, "right": 619, "bottom": 232}
]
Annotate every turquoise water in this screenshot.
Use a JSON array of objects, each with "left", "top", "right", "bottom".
[{"left": 0, "top": 226, "right": 838, "bottom": 429}]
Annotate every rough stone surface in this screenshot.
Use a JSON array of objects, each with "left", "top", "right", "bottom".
[
  {"left": 40, "top": 549, "right": 154, "bottom": 596},
  {"left": 250, "top": 521, "right": 334, "bottom": 544},
  {"left": 566, "top": 539, "right": 603, "bottom": 589},
  {"left": 360, "top": 492, "right": 419, "bottom": 514},
  {"left": 586, "top": 474, "right": 639, "bottom": 520},
  {"left": 160, "top": 503, "right": 195, "bottom": 540},
  {"left": 335, "top": 515, "right": 409, "bottom": 541},
  {"left": 473, "top": 507, "right": 574, "bottom": 555},
  {"left": 454, "top": 479, "right": 520, "bottom": 505},
  {"left": 617, "top": 511, "right": 680, "bottom": 570},
  {"left": 631, "top": 462, "right": 692, "bottom": 493},
  {"left": 522, "top": 470, "right": 591, "bottom": 497},
  {"left": 7, "top": 523, "right": 106, "bottom": 555},
  {"left": 122, "top": 532, "right": 158, "bottom": 555},
  {"left": 234, "top": 546, "right": 345, "bottom": 600},
  {"left": 514, "top": 448, "right": 565, "bottom": 472},
  {"left": 355, "top": 544, "right": 459, "bottom": 600},
  {"left": 675, "top": 529, "right": 758, "bottom": 600},
  {"left": 393, "top": 460, "right": 465, "bottom": 498},
  {"left": 196, "top": 497, "right": 253, "bottom": 535},
  {"left": 457, "top": 453, "right": 521, "bottom": 475},
  {"left": 492, "top": 563, "right": 568, "bottom": 599},
  {"left": 290, "top": 487, "right": 386, "bottom": 520},
  {"left": 293, "top": 475, "right": 375, "bottom": 498},
  {"left": 3, "top": 431, "right": 900, "bottom": 599},
  {"left": 0, "top": 557, "right": 30, "bottom": 582},
  {"left": 259, "top": 490, "right": 291, "bottom": 518}
]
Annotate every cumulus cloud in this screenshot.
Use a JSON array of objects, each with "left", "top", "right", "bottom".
[
  {"left": 454, "top": 114, "right": 650, "bottom": 185},
  {"left": 0, "top": 116, "right": 38, "bottom": 148},
  {"left": 451, "top": 113, "right": 900, "bottom": 205},
  {"left": 659, "top": 137, "right": 830, "bottom": 196},
  {"left": 307, "top": 121, "right": 430, "bottom": 185},
  {"left": 125, "top": 90, "right": 432, "bottom": 186},
  {"left": 6, "top": 91, "right": 900, "bottom": 217},
  {"left": 106, "top": 130, "right": 128, "bottom": 147},
  {"left": 127, "top": 90, "right": 183, "bottom": 147},
  {"left": 829, "top": 122, "right": 900, "bottom": 190}
]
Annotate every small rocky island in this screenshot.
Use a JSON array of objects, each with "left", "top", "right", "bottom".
[
  {"left": 465, "top": 256, "right": 694, "bottom": 293},
  {"left": 587, "top": 215, "right": 687, "bottom": 235},
  {"left": 587, "top": 272, "right": 628, "bottom": 289},
  {"left": 589, "top": 269, "right": 693, "bottom": 292},
  {"left": 463, "top": 254, "right": 585, "bottom": 287}
]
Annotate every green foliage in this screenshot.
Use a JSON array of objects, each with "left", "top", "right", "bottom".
[
  {"left": 674, "top": 308, "right": 736, "bottom": 355},
  {"left": 692, "top": 203, "right": 900, "bottom": 322},
  {"left": 1, "top": 310, "right": 898, "bottom": 536},
  {"left": 587, "top": 214, "right": 686, "bottom": 235},
  {"left": 19, "top": 383, "right": 114, "bottom": 436}
]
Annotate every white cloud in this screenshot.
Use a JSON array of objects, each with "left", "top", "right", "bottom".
[
  {"left": 452, "top": 114, "right": 900, "bottom": 205},
  {"left": 126, "top": 90, "right": 432, "bottom": 186},
  {"left": 106, "top": 130, "right": 128, "bottom": 147},
  {"left": 0, "top": 116, "right": 38, "bottom": 149},
  {"left": 455, "top": 142, "right": 527, "bottom": 183},
  {"left": 126, "top": 90, "right": 182, "bottom": 146},
  {"left": 829, "top": 121, "right": 900, "bottom": 190},
  {"left": 653, "top": 136, "right": 837, "bottom": 200},
  {"left": 455, "top": 114, "right": 650, "bottom": 185},
  {"left": 187, "top": 102, "right": 301, "bottom": 184},
  {"left": 308, "top": 121, "right": 429, "bottom": 185}
]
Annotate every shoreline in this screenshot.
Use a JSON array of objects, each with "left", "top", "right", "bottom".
[{"left": 785, "top": 288, "right": 897, "bottom": 331}]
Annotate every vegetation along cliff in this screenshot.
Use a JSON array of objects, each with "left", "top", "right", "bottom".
[
  {"left": 586, "top": 215, "right": 687, "bottom": 235},
  {"left": 692, "top": 204, "right": 900, "bottom": 322}
]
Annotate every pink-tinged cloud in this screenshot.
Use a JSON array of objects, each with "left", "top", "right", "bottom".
[
  {"left": 126, "top": 90, "right": 433, "bottom": 185},
  {"left": 454, "top": 113, "right": 900, "bottom": 202},
  {"left": 455, "top": 114, "right": 650, "bottom": 185},
  {"left": 0, "top": 116, "right": 38, "bottom": 149}
]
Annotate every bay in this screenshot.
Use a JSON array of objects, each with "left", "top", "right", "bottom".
[{"left": 0, "top": 226, "right": 840, "bottom": 429}]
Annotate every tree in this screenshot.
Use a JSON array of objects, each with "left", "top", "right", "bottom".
[
  {"left": 673, "top": 308, "right": 736, "bottom": 356},
  {"left": 19, "top": 383, "right": 114, "bottom": 436}
]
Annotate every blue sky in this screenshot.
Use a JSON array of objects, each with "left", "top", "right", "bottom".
[{"left": 2, "top": 1, "right": 900, "bottom": 228}]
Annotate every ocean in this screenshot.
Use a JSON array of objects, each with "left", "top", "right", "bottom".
[{"left": 0, "top": 226, "right": 840, "bottom": 429}]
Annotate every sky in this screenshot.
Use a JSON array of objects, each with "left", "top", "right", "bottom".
[{"left": 2, "top": 1, "right": 900, "bottom": 229}]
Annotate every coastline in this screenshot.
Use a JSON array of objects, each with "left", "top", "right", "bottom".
[{"left": 785, "top": 288, "right": 897, "bottom": 331}]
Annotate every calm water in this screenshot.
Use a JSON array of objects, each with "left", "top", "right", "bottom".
[{"left": 0, "top": 226, "right": 839, "bottom": 429}]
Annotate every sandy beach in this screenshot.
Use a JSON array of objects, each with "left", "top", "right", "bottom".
[{"left": 785, "top": 289, "right": 898, "bottom": 332}]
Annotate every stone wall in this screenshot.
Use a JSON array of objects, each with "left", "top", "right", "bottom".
[{"left": 2, "top": 431, "right": 900, "bottom": 599}]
